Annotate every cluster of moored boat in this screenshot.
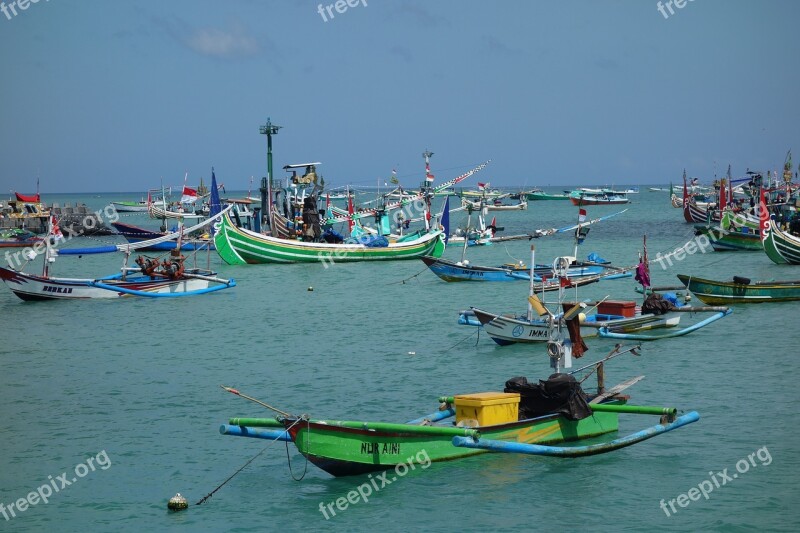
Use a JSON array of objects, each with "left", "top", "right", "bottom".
[{"left": 4, "top": 125, "right": 799, "bottom": 490}]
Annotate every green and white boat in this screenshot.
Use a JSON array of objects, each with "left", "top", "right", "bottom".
[
  {"left": 526, "top": 188, "right": 570, "bottom": 201},
  {"left": 761, "top": 215, "right": 800, "bottom": 265},
  {"left": 214, "top": 212, "right": 446, "bottom": 265}
]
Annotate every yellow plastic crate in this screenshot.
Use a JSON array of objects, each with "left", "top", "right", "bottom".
[{"left": 454, "top": 392, "right": 520, "bottom": 426}]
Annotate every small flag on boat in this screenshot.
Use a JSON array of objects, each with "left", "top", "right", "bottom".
[
  {"left": 50, "top": 215, "right": 63, "bottom": 240},
  {"left": 477, "top": 182, "right": 487, "bottom": 191},
  {"left": 635, "top": 235, "right": 650, "bottom": 288},
  {"left": 425, "top": 162, "right": 434, "bottom": 183},
  {"left": 181, "top": 186, "right": 198, "bottom": 204},
  {"left": 578, "top": 209, "right": 586, "bottom": 223}
]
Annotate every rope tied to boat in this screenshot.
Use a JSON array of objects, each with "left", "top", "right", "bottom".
[
  {"left": 285, "top": 416, "right": 310, "bottom": 481},
  {"left": 195, "top": 415, "right": 307, "bottom": 506},
  {"left": 389, "top": 267, "right": 428, "bottom": 285}
]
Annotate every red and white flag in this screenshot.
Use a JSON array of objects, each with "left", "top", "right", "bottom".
[
  {"left": 425, "top": 162, "right": 434, "bottom": 183},
  {"left": 181, "top": 186, "right": 198, "bottom": 203},
  {"left": 477, "top": 182, "right": 487, "bottom": 191},
  {"left": 50, "top": 215, "right": 63, "bottom": 240},
  {"left": 578, "top": 209, "right": 587, "bottom": 223}
]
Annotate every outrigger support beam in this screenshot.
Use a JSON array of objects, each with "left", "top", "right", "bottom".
[{"left": 451, "top": 411, "right": 699, "bottom": 458}]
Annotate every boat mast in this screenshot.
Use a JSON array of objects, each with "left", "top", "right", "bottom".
[
  {"left": 527, "top": 245, "right": 535, "bottom": 321},
  {"left": 259, "top": 118, "right": 282, "bottom": 231},
  {"left": 460, "top": 208, "right": 471, "bottom": 263},
  {"left": 422, "top": 150, "right": 434, "bottom": 231},
  {"left": 43, "top": 215, "right": 52, "bottom": 277}
]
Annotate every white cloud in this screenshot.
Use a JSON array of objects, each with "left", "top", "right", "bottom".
[{"left": 185, "top": 24, "right": 259, "bottom": 59}]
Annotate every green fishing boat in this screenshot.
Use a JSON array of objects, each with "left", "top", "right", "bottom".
[
  {"left": 761, "top": 215, "right": 800, "bottom": 265},
  {"left": 677, "top": 274, "right": 800, "bottom": 304},
  {"left": 214, "top": 212, "right": 446, "bottom": 265},
  {"left": 221, "top": 347, "right": 698, "bottom": 477},
  {"left": 526, "top": 189, "right": 570, "bottom": 201}
]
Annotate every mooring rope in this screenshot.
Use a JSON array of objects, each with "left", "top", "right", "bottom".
[
  {"left": 387, "top": 267, "right": 428, "bottom": 285},
  {"left": 195, "top": 417, "right": 306, "bottom": 505},
  {"left": 441, "top": 327, "right": 481, "bottom": 352},
  {"left": 285, "top": 417, "right": 310, "bottom": 482}
]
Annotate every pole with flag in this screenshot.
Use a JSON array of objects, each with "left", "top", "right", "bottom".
[
  {"left": 573, "top": 208, "right": 587, "bottom": 259},
  {"left": 347, "top": 186, "right": 355, "bottom": 233},
  {"left": 422, "top": 150, "right": 434, "bottom": 231},
  {"left": 635, "top": 235, "right": 651, "bottom": 301}
]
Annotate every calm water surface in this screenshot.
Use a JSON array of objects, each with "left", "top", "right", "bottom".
[{"left": 0, "top": 190, "right": 797, "bottom": 532}]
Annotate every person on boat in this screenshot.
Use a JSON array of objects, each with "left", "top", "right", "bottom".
[{"left": 790, "top": 213, "right": 800, "bottom": 236}]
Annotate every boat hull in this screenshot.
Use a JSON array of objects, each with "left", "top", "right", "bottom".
[
  {"left": 283, "top": 410, "right": 620, "bottom": 477},
  {"left": 693, "top": 225, "right": 762, "bottom": 251},
  {"left": 0, "top": 266, "right": 214, "bottom": 301},
  {"left": 761, "top": 217, "right": 800, "bottom": 265},
  {"left": 569, "top": 195, "right": 629, "bottom": 206},
  {"left": 470, "top": 307, "right": 679, "bottom": 346},
  {"left": 421, "top": 256, "right": 607, "bottom": 283},
  {"left": 527, "top": 192, "right": 569, "bottom": 201},
  {"left": 110, "top": 202, "right": 149, "bottom": 213},
  {"left": 214, "top": 213, "right": 446, "bottom": 265},
  {"left": 677, "top": 274, "right": 800, "bottom": 304}
]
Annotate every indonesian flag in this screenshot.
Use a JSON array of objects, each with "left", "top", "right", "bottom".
[
  {"left": 477, "top": 182, "right": 487, "bottom": 191},
  {"left": 578, "top": 209, "right": 587, "bottom": 223},
  {"left": 181, "top": 186, "right": 198, "bottom": 203},
  {"left": 425, "top": 163, "right": 434, "bottom": 183},
  {"left": 50, "top": 215, "right": 63, "bottom": 240}
]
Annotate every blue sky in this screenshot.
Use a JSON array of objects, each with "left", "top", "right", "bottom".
[{"left": 1, "top": 0, "right": 798, "bottom": 193}]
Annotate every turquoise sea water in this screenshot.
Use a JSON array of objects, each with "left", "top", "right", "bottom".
[{"left": 1, "top": 190, "right": 798, "bottom": 532}]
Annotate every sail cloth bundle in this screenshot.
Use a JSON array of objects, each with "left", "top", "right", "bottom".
[
  {"left": 504, "top": 373, "right": 592, "bottom": 421},
  {"left": 641, "top": 293, "right": 677, "bottom": 315}
]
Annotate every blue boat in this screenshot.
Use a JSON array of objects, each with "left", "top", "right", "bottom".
[{"left": 421, "top": 255, "right": 608, "bottom": 283}]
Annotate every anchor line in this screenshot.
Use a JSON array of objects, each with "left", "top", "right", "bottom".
[
  {"left": 391, "top": 267, "right": 428, "bottom": 285},
  {"left": 195, "top": 416, "right": 306, "bottom": 505},
  {"left": 285, "top": 417, "right": 310, "bottom": 481}
]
